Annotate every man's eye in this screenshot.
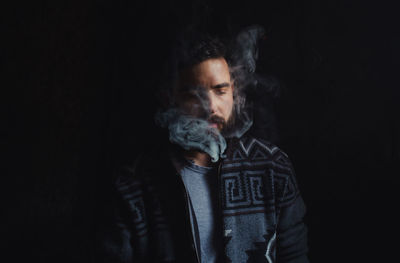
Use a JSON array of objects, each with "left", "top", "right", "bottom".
[{"left": 215, "top": 89, "right": 227, "bottom": 95}]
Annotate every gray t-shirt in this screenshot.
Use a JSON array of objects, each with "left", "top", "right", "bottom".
[{"left": 179, "top": 159, "right": 222, "bottom": 263}]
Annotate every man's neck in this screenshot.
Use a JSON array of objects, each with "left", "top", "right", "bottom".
[{"left": 183, "top": 150, "right": 213, "bottom": 167}]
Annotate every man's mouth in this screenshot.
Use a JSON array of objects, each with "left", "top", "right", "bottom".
[
  {"left": 209, "top": 122, "right": 219, "bottom": 129},
  {"left": 207, "top": 115, "right": 225, "bottom": 129}
]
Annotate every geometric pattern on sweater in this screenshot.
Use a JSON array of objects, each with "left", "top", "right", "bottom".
[
  {"left": 115, "top": 169, "right": 176, "bottom": 261},
  {"left": 114, "top": 177, "right": 148, "bottom": 237},
  {"left": 221, "top": 137, "right": 302, "bottom": 263},
  {"left": 115, "top": 172, "right": 170, "bottom": 237},
  {"left": 221, "top": 137, "right": 299, "bottom": 216}
]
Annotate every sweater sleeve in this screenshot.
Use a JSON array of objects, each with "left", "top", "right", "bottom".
[
  {"left": 95, "top": 160, "right": 145, "bottom": 263},
  {"left": 95, "top": 190, "right": 135, "bottom": 263},
  {"left": 275, "top": 153, "right": 309, "bottom": 263}
]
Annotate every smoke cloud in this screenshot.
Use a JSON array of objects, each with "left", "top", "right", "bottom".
[{"left": 155, "top": 108, "right": 227, "bottom": 162}]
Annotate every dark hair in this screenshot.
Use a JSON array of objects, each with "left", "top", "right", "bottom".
[
  {"left": 156, "top": 30, "right": 229, "bottom": 108},
  {"left": 174, "top": 33, "right": 228, "bottom": 70}
]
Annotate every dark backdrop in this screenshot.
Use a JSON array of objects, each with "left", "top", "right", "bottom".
[{"left": 3, "top": 0, "right": 399, "bottom": 262}]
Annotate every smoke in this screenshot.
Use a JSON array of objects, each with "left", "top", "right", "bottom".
[
  {"left": 229, "top": 24, "right": 265, "bottom": 74},
  {"left": 155, "top": 109, "right": 226, "bottom": 162},
  {"left": 154, "top": 25, "right": 266, "bottom": 162},
  {"left": 229, "top": 25, "right": 282, "bottom": 143},
  {"left": 223, "top": 24, "right": 266, "bottom": 138}
]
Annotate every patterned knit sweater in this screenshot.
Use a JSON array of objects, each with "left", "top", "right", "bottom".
[{"left": 97, "top": 135, "right": 309, "bottom": 263}]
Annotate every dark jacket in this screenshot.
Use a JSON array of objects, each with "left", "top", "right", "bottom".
[{"left": 97, "top": 135, "right": 309, "bottom": 263}]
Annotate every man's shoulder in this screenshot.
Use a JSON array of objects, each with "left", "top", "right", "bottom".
[
  {"left": 227, "top": 135, "right": 291, "bottom": 165},
  {"left": 225, "top": 135, "right": 301, "bottom": 207},
  {"left": 113, "top": 142, "right": 173, "bottom": 189}
]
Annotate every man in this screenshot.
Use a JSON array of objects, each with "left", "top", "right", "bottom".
[{"left": 98, "top": 30, "right": 309, "bottom": 263}]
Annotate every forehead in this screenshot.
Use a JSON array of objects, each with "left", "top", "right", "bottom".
[{"left": 179, "top": 57, "right": 231, "bottom": 87}]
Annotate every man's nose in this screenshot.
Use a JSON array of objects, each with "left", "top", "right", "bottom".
[{"left": 207, "top": 93, "right": 218, "bottom": 114}]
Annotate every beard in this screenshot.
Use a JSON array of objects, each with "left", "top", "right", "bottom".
[{"left": 219, "top": 103, "right": 253, "bottom": 139}]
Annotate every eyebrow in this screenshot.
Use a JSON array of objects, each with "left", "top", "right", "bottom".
[{"left": 212, "top": 82, "right": 230, "bottom": 89}]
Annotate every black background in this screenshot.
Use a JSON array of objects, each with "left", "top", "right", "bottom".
[{"left": 3, "top": 0, "right": 399, "bottom": 262}]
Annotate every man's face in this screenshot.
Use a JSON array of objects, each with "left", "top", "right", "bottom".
[{"left": 175, "top": 57, "right": 234, "bottom": 131}]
